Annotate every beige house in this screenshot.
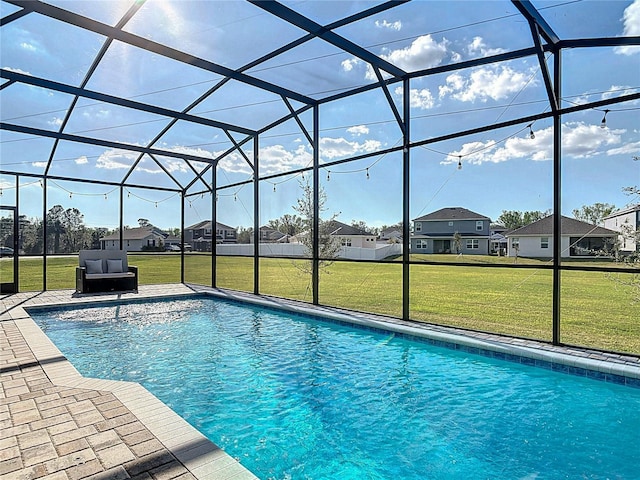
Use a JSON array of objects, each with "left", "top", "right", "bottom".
[{"left": 100, "top": 226, "right": 167, "bottom": 251}]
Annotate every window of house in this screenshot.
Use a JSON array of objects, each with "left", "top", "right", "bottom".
[
  {"left": 541, "top": 237, "right": 549, "bottom": 249},
  {"left": 512, "top": 238, "right": 520, "bottom": 248},
  {"left": 466, "top": 239, "right": 479, "bottom": 249},
  {"left": 204, "top": 228, "right": 211, "bottom": 236},
  {"left": 415, "top": 223, "right": 422, "bottom": 232},
  {"left": 448, "top": 221, "right": 454, "bottom": 227},
  {"left": 476, "top": 221, "right": 483, "bottom": 231},
  {"left": 416, "top": 239, "right": 428, "bottom": 249},
  {"left": 341, "top": 238, "right": 352, "bottom": 247}
]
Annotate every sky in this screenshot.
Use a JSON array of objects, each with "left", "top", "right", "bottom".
[{"left": 1, "top": 0, "right": 639, "bottom": 232}]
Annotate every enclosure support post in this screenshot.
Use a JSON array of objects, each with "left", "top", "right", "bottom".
[
  {"left": 254, "top": 134, "right": 260, "bottom": 296},
  {"left": 312, "top": 104, "right": 320, "bottom": 305},
  {"left": 212, "top": 167, "right": 217, "bottom": 288},
  {"left": 180, "top": 191, "right": 185, "bottom": 284},
  {"left": 402, "top": 77, "right": 411, "bottom": 321},
  {"left": 552, "top": 51, "right": 562, "bottom": 345},
  {"left": 42, "top": 177, "right": 47, "bottom": 291}
]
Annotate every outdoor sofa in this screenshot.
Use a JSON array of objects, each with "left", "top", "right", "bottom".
[{"left": 76, "top": 249, "right": 138, "bottom": 294}]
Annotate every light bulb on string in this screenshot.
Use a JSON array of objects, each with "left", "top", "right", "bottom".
[
  {"left": 273, "top": 183, "right": 276, "bottom": 192},
  {"left": 600, "top": 109, "right": 609, "bottom": 129},
  {"left": 366, "top": 168, "right": 370, "bottom": 180},
  {"left": 104, "top": 194, "right": 108, "bottom": 200},
  {"left": 457, "top": 156, "right": 462, "bottom": 170},
  {"left": 234, "top": 193, "right": 237, "bottom": 202},
  {"left": 155, "top": 202, "right": 158, "bottom": 208},
  {"left": 327, "top": 170, "right": 330, "bottom": 181},
  {"left": 528, "top": 125, "right": 535, "bottom": 139},
  {"left": 69, "top": 192, "right": 73, "bottom": 199}
]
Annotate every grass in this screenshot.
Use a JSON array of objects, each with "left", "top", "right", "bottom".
[{"left": 2, "top": 253, "right": 638, "bottom": 354}]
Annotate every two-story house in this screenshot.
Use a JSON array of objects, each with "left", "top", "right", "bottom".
[
  {"left": 603, "top": 204, "right": 639, "bottom": 254},
  {"left": 411, "top": 207, "right": 491, "bottom": 255},
  {"left": 185, "top": 220, "right": 237, "bottom": 251}
]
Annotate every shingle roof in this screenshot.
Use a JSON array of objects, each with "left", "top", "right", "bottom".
[
  {"left": 506, "top": 215, "right": 618, "bottom": 236},
  {"left": 326, "top": 220, "right": 373, "bottom": 236},
  {"left": 413, "top": 207, "right": 490, "bottom": 222},
  {"left": 101, "top": 227, "right": 164, "bottom": 241},
  {"left": 604, "top": 204, "right": 640, "bottom": 219},
  {"left": 185, "top": 221, "right": 236, "bottom": 231}
]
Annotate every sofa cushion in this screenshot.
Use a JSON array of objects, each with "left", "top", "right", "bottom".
[
  {"left": 107, "top": 259, "right": 123, "bottom": 273},
  {"left": 85, "top": 259, "right": 103, "bottom": 274}
]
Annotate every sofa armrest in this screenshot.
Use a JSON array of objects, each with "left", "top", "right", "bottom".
[
  {"left": 76, "top": 267, "right": 87, "bottom": 293},
  {"left": 128, "top": 265, "right": 139, "bottom": 290}
]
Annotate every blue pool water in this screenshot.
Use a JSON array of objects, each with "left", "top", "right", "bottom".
[{"left": 31, "top": 296, "right": 640, "bottom": 480}]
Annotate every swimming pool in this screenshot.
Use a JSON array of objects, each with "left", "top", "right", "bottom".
[{"left": 30, "top": 295, "right": 640, "bottom": 480}]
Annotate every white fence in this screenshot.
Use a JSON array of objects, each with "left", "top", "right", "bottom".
[{"left": 215, "top": 242, "right": 402, "bottom": 260}]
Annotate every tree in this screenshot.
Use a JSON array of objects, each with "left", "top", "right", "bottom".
[
  {"left": 46, "top": 205, "right": 65, "bottom": 253},
  {"left": 572, "top": 203, "right": 616, "bottom": 226},
  {"left": 236, "top": 226, "right": 253, "bottom": 244},
  {"left": 497, "top": 210, "right": 551, "bottom": 230},
  {"left": 267, "top": 214, "right": 304, "bottom": 236},
  {"left": 138, "top": 218, "right": 152, "bottom": 227},
  {"left": 292, "top": 177, "right": 340, "bottom": 272},
  {"left": 453, "top": 231, "right": 462, "bottom": 255},
  {"left": 351, "top": 220, "right": 377, "bottom": 236}
]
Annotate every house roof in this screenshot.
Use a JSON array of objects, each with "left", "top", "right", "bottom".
[
  {"left": 604, "top": 204, "right": 640, "bottom": 219},
  {"left": 185, "top": 221, "right": 236, "bottom": 231},
  {"left": 413, "top": 207, "right": 490, "bottom": 222},
  {"left": 259, "top": 226, "right": 288, "bottom": 242},
  {"left": 326, "top": 220, "right": 374, "bottom": 236},
  {"left": 101, "top": 227, "right": 165, "bottom": 241},
  {"left": 506, "top": 215, "right": 618, "bottom": 237}
]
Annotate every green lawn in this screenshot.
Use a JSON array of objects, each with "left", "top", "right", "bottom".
[{"left": 3, "top": 253, "right": 638, "bottom": 354}]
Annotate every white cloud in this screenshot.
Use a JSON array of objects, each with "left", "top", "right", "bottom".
[
  {"left": 20, "top": 42, "right": 37, "bottom": 52},
  {"left": 320, "top": 137, "right": 382, "bottom": 160},
  {"left": 439, "top": 65, "right": 535, "bottom": 102},
  {"left": 615, "top": 0, "right": 640, "bottom": 55},
  {"left": 96, "top": 149, "right": 138, "bottom": 170},
  {"left": 4, "top": 67, "right": 31, "bottom": 75},
  {"left": 347, "top": 125, "right": 369, "bottom": 136},
  {"left": 381, "top": 35, "right": 449, "bottom": 71},
  {"left": 375, "top": 19, "right": 402, "bottom": 31},
  {"left": 606, "top": 140, "right": 640, "bottom": 156},
  {"left": 395, "top": 86, "right": 435, "bottom": 109},
  {"left": 341, "top": 58, "right": 360, "bottom": 72},
  {"left": 442, "top": 122, "right": 627, "bottom": 165},
  {"left": 32, "top": 161, "right": 47, "bottom": 168},
  {"left": 48, "top": 117, "right": 63, "bottom": 127},
  {"left": 467, "top": 37, "right": 506, "bottom": 57},
  {"left": 75, "top": 156, "right": 89, "bottom": 165}
]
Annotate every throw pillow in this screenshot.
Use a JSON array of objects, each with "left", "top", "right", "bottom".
[
  {"left": 85, "top": 259, "right": 103, "bottom": 274},
  {"left": 107, "top": 259, "right": 123, "bottom": 273}
]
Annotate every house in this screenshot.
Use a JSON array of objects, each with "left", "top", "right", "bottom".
[
  {"left": 100, "top": 226, "right": 167, "bottom": 251},
  {"left": 490, "top": 223, "right": 509, "bottom": 255},
  {"left": 252, "top": 226, "right": 289, "bottom": 244},
  {"left": 290, "top": 220, "right": 378, "bottom": 249},
  {"left": 411, "top": 207, "right": 491, "bottom": 254},
  {"left": 185, "top": 221, "right": 237, "bottom": 251},
  {"left": 505, "top": 215, "right": 618, "bottom": 258},
  {"left": 327, "top": 220, "right": 377, "bottom": 248},
  {"left": 603, "top": 204, "right": 639, "bottom": 254},
  {"left": 379, "top": 227, "right": 402, "bottom": 244}
]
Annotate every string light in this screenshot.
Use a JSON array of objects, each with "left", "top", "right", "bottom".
[
  {"left": 69, "top": 192, "right": 72, "bottom": 198},
  {"left": 327, "top": 170, "right": 330, "bottom": 181},
  {"left": 457, "top": 156, "right": 462, "bottom": 170},
  {"left": 234, "top": 193, "right": 237, "bottom": 201},
  {"left": 104, "top": 194, "right": 108, "bottom": 200},
  {"left": 528, "top": 124, "right": 535, "bottom": 139},
  {"left": 273, "top": 184, "right": 276, "bottom": 192},
  {"left": 155, "top": 202, "right": 158, "bottom": 208},
  {"left": 366, "top": 168, "right": 370, "bottom": 180},
  {"left": 600, "top": 109, "right": 609, "bottom": 129}
]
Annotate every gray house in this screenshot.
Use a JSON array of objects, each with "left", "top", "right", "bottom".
[
  {"left": 100, "top": 226, "right": 167, "bottom": 251},
  {"left": 185, "top": 221, "right": 237, "bottom": 251},
  {"left": 603, "top": 204, "right": 639, "bottom": 254},
  {"left": 411, "top": 207, "right": 491, "bottom": 255}
]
